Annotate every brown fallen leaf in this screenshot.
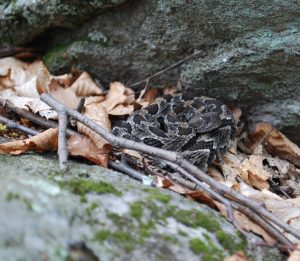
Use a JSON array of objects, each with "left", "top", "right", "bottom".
[
  {"left": 109, "top": 104, "right": 134, "bottom": 115},
  {"left": 142, "top": 87, "right": 158, "bottom": 103},
  {"left": 187, "top": 190, "right": 219, "bottom": 210},
  {"left": 52, "top": 73, "right": 74, "bottom": 87},
  {"left": 0, "top": 128, "right": 58, "bottom": 154},
  {"left": 77, "top": 103, "right": 111, "bottom": 149},
  {"left": 239, "top": 182, "right": 300, "bottom": 243},
  {"left": 70, "top": 72, "right": 103, "bottom": 96},
  {"left": 288, "top": 244, "right": 300, "bottom": 261},
  {"left": 239, "top": 155, "right": 270, "bottom": 190},
  {"left": 49, "top": 78, "right": 79, "bottom": 109},
  {"left": 216, "top": 201, "right": 276, "bottom": 244},
  {"left": 124, "top": 87, "right": 135, "bottom": 105},
  {"left": 67, "top": 134, "right": 111, "bottom": 167},
  {"left": 156, "top": 176, "right": 190, "bottom": 194},
  {"left": 225, "top": 251, "right": 248, "bottom": 261},
  {"left": 0, "top": 57, "right": 27, "bottom": 77},
  {"left": 163, "top": 85, "right": 177, "bottom": 95},
  {"left": 85, "top": 96, "right": 105, "bottom": 105},
  {"left": 246, "top": 123, "right": 300, "bottom": 167},
  {"left": 100, "top": 82, "right": 127, "bottom": 112}
]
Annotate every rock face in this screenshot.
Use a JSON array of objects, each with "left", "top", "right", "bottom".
[
  {"left": 0, "top": 151, "right": 283, "bottom": 261},
  {"left": 0, "top": 0, "right": 299, "bottom": 141}
]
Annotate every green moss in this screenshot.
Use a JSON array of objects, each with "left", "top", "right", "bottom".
[
  {"left": 144, "top": 188, "right": 171, "bottom": 203},
  {"left": 130, "top": 201, "right": 143, "bottom": 221},
  {"left": 111, "top": 231, "right": 136, "bottom": 252},
  {"left": 175, "top": 209, "right": 221, "bottom": 232},
  {"left": 94, "top": 229, "right": 110, "bottom": 242},
  {"left": 163, "top": 235, "right": 178, "bottom": 244},
  {"left": 85, "top": 202, "right": 99, "bottom": 217},
  {"left": 216, "top": 230, "right": 247, "bottom": 254},
  {"left": 78, "top": 172, "right": 90, "bottom": 178},
  {"left": 189, "top": 238, "right": 208, "bottom": 254},
  {"left": 43, "top": 43, "right": 69, "bottom": 67},
  {"left": 94, "top": 229, "right": 136, "bottom": 252},
  {"left": 139, "top": 220, "right": 155, "bottom": 239},
  {"left": 58, "top": 179, "right": 122, "bottom": 196},
  {"left": 189, "top": 238, "right": 224, "bottom": 261},
  {"left": 6, "top": 192, "right": 32, "bottom": 210},
  {"left": 106, "top": 212, "right": 124, "bottom": 227},
  {"left": 178, "top": 230, "right": 188, "bottom": 237},
  {"left": 6, "top": 192, "right": 20, "bottom": 201}
]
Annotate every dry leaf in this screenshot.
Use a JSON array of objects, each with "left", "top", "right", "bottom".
[
  {"left": 124, "top": 87, "right": 135, "bottom": 104},
  {"left": 142, "top": 88, "right": 158, "bottom": 103},
  {"left": 49, "top": 79, "right": 79, "bottom": 109},
  {"left": 163, "top": 85, "right": 177, "bottom": 95},
  {"left": 239, "top": 182, "right": 300, "bottom": 243},
  {"left": 77, "top": 103, "right": 111, "bottom": 149},
  {"left": 239, "top": 155, "right": 270, "bottom": 190},
  {"left": 246, "top": 123, "right": 300, "bottom": 167},
  {"left": 0, "top": 128, "right": 58, "bottom": 154},
  {"left": 0, "top": 57, "right": 27, "bottom": 76},
  {"left": 218, "top": 152, "right": 244, "bottom": 185},
  {"left": 0, "top": 89, "right": 57, "bottom": 119},
  {"left": 216, "top": 201, "right": 276, "bottom": 244},
  {"left": 288, "top": 245, "right": 300, "bottom": 261},
  {"left": 52, "top": 73, "right": 74, "bottom": 87},
  {"left": 207, "top": 166, "right": 225, "bottom": 182},
  {"left": 70, "top": 72, "right": 103, "bottom": 96},
  {"left": 187, "top": 190, "right": 219, "bottom": 209},
  {"left": 100, "top": 82, "right": 127, "bottom": 112},
  {"left": 68, "top": 134, "right": 111, "bottom": 167},
  {"left": 109, "top": 104, "right": 134, "bottom": 115},
  {"left": 156, "top": 176, "right": 190, "bottom": 194},
  {"left": 85, "top": 96, "right": 105, "bottom": 105},
  {"left": 225, "top": 252, "right": 248, "bottom": 261}
]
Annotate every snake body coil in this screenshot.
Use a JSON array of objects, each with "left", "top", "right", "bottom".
[{"left": 113, "top": 94, "right": 235, "bottom": 171}]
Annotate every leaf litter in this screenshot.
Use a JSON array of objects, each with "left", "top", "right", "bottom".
[{"left": 0, "top": 56, "right": 300, "bottom": 257}]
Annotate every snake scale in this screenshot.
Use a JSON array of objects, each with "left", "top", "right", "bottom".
[{"left": 112, "top": 94, "right": 236, "bottom": 171}]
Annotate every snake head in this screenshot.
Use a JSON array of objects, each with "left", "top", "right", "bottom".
[{"left": 188, "top": 112, "right": 222, "bottom": 133}]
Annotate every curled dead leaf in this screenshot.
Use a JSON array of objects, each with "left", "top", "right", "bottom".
[
  {"left": 85, "top": 96, "right": 105, "bottom": 106},
  {"left": 239, "top": 155, "right": 270, "bottom": 190},
  {"left": 52, "top": 73, "right": 74, "bottom": 87},
  {"left": 70, "top": 72, "right": 103, "bottom": 96},
  {"left": 288, "top": 245, "right": 300, "bottom": 261},
  {"left": 100, "top": 82, "right": 127, "bottom": 112},
  {"left": 0, "top": 128, "right": 58, "bottom": 154},
  {"left": 49, "top": 79, "right": 79, "bottom": 109},
  {"left": 246, "top": 123, "right": 300, "bottom": 167},
  {"left": 68, "top": 134, "right": 111, "bottom": 167},
  {"left": 77, "top": 103, "right": 111, "bottom": 149},
  {"left": 0, "top": 57, "right": 27, "bottom": 77},
  {"left": 109, "top": 104, "right": 134, "bottom": 115}
]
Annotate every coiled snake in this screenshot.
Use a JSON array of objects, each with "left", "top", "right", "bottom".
[{"left": 113, "top": 94, "right": 235, "bottom": 171}]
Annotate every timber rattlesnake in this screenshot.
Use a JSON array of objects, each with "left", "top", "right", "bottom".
[{"left": 112, "top": 94, "right": 235, "bottom": 171}]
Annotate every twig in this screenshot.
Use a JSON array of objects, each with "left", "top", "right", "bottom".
[
  {"left": 70, "top": 97, "right": 85, "bottom": 127},
  {"left": 165, "top": 159, "right": 238, "bottom": 228},
  {"left": 57, "top": 111, "right": 68, "bottom": 170},
  {"left": 0, "top": 115, "right": 39, "bottom": 136},
  {"left": 0, "top": 97, "right": 76, "bottom": 135},
  {"left": 268, "top": 178, "right": 291, "bottom": 199},
  {"left": 108, "top": 159, "right": 153, "bottom": 184},
  {"left": 40, "top": 93, "right": 300, "bottom": 242},
  {"left": 128, "top": 50, "right": 202, "bottom": 88},
  {"left": 232, "top": 201, "right": 293, "bottom": 249}
]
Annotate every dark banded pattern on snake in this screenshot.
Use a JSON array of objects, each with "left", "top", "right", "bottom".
[{"left": 112, "top": 94, "right": 235, "bottom": 171}]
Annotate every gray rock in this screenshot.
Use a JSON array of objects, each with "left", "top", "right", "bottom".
[
  {"left": 0, "top": 0, "right": 299, "bottom": 141},
  {"left": 0, "top": 151, "right": 283, "bottom": 261}
]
